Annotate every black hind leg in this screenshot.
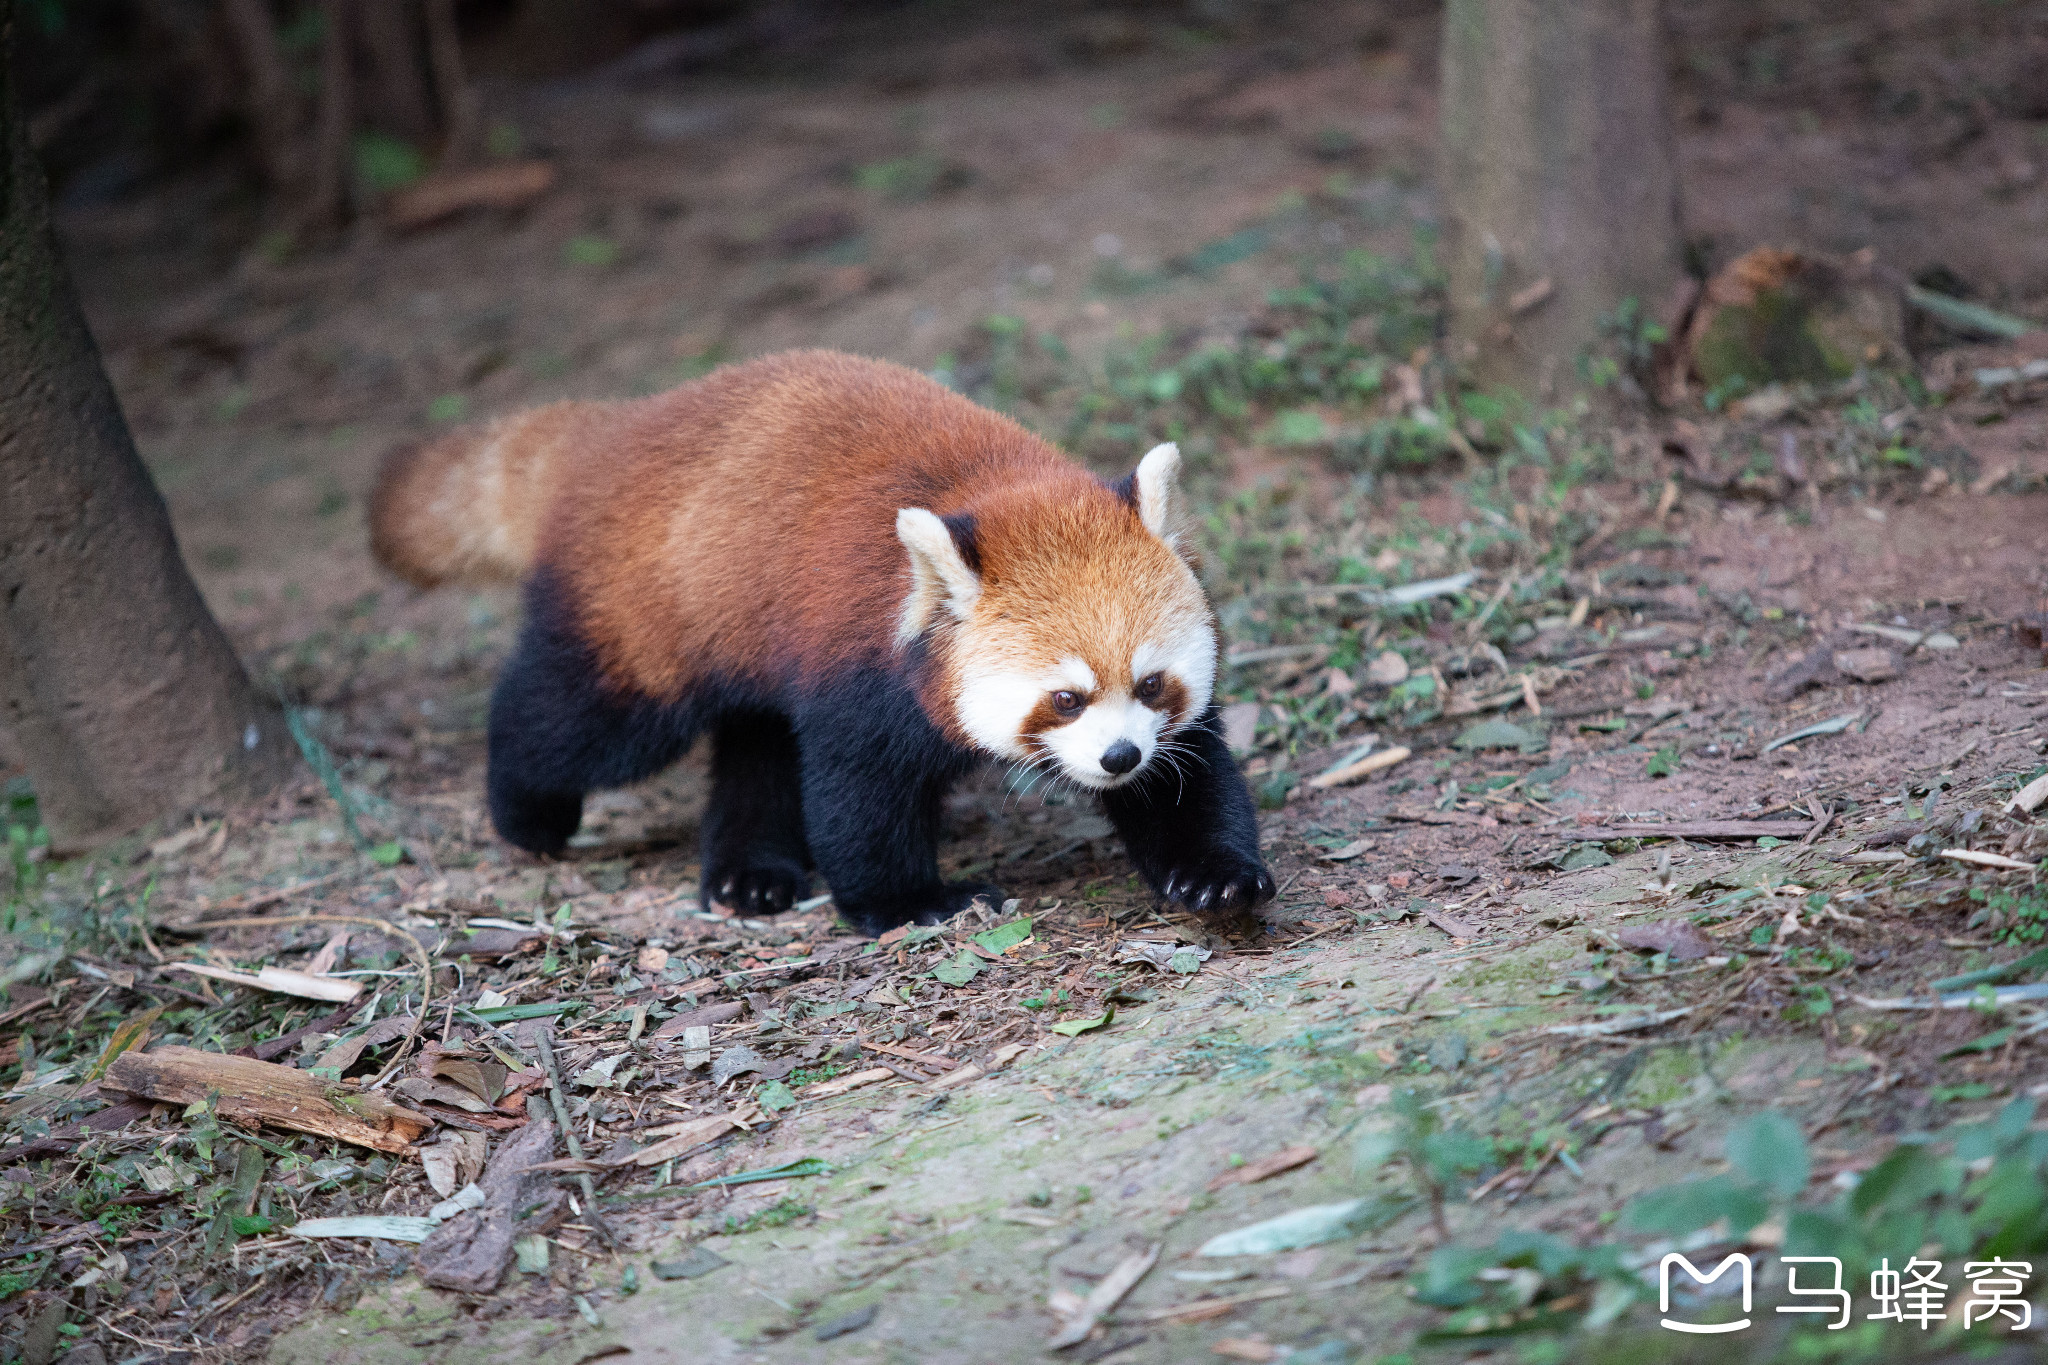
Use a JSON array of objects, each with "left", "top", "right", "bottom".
[
  {"left": 487, "top": 575, "right": 692, "bottom": 856},
  {"left": 700, "top": 713, "right": 812, "bottom": 914}
]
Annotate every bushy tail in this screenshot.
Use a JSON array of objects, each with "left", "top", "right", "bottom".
[{"left": 368, "top": 401, "right": 593, "bottom": 587}]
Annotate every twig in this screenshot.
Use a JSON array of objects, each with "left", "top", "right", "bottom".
[
  {"left": 1502, "top": 1141, "right": 1563, "bottom": 1206},
  {"left": 1796, "top": 801, "right": 1835, "bottom": 849},
  {"left": 534, "top": 1028, "right": 620, "bottom": 1249},
  {"left": 174, "top": 870, "right": 350, "bottom": 925},
  {"left": 1399, "top": 976, "right": 1437, "bottom": 1014},
  {"left": 194, "top": 914, "right": 431, "bottom": 1087}
]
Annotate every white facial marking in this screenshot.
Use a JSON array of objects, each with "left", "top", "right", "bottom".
[
  {"left": 1133, "top": 442, "right": 1181, "bottom": 544},
  {"left": 1134, "top": 620, "right": 1217, "bottom": 718},
  {"left": 1043, "top": 696, "right": 1165, "bottom": 789},
  {"left": 953, "top": 667, "right": 1043, "bottom": 760},
  {"left": 1056, "top": 657, "right": 1097, "bottom": 694}
]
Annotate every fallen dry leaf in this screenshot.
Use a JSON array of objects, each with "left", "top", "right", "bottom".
[{"left": 1616, "top": 919, "right": 1718, "bottom": 962}]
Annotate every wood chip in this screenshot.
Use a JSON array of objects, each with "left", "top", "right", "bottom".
[
  {"left": 2004, "top": 772, "right": 2048, "bottom": 816},
  {"left": 1047, "top": 1243, "right": 1159, "bottom": 1349},
  {"left": 926, "top": 1062, "right": 986, "bottom": 1093},
  {"left": 1421, "top": 906, "right": 1481, "bottom": 940},
  {"left": 1943, "top": 849, "right": 2037, "bottom": 871},
  {"left": 1206, "top": 1144, "right": 1317, "bottom": 1193},
  {"left": 803, "top": 1067, "right": 896, "bottom": 1099},
  {"left": 1126, "top": 1284, "right": 1293, "bottom": 1323},
  {"left": 167, "top": 963, "right": 362, "bottom": 1002},
  {"left": 623, "top": 1115, "right": 739, "bottom": 1167},
  {"left": 103, "top": 1046, "right": 431, "bottom": 1153},
  {"left": 861, "top": 1038, "right": 959, "bottom": 1071},
  {"left": 649, "top": 1000, "right": 743, "bottom": 1039},
  {"left": 1306, "top": 745, "right": 1409, "bottom": 789}
]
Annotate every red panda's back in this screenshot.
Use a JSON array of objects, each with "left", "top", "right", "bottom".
[{"left": 545, "top": 350, "right": 1092, "bottom": 701}]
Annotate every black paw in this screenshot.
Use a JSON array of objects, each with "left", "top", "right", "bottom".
[
  {"left": 702, "top": 856, "right": 809, "bottom": 915},
  {"left": 838, "top": 880, "right": 1008, "bottom": 939},
  {"left": 1159, "top": 855, "right": 1275, "bottom": 917}
]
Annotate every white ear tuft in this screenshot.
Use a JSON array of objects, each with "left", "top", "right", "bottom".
[
  {"left": 1133, "top": 442, "right": 1181, "bottom": 541},
  {"left": 894, "top": 507, "right": 982, "bottom": 646}
]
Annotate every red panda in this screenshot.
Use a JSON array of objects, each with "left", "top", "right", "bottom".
[{"left": 370, "top": 350, "right": 1272, "bottom": 936}]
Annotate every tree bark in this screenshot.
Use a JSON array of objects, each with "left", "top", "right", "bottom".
[
  {"left": 0, "top": 0, "right": 295, "bottom": 851},
  {"left": 1440, "top": 0, "right": 1684, "bottom": 395},
  {"left": 219, "top": 0, "right": 304, "bottom": 189},
  {"left": 307, "top": 0, "right": 358, "bottom": 226},
  {"left": 358, "top": 0, "right": 436, "bottom": 142},
  {"left": 422, "top": 0, "right": 478, "bottom": 165}
]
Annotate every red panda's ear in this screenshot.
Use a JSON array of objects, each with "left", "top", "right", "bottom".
[
  {"left": 894, "top": 508, "right": 982, "bottom": 646},
  {"left": 1133, "top": 442, "right": 1181, "bottom": 543}
]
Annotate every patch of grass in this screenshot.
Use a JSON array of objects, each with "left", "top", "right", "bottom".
[
  {"left": 721, "top": 1196, "right": 814, "bottom": 1235},
  {"left": 1971, "top": 885, "right": 2048, "bottom": 945},
  {"left": 563, "top": 235, "right": 620, "bottom": 268},
  {"left": 353, "top": 133, "right": 425, "bottom": 193},
  {"left": 853, "top": 152, "right": 967, "bottom": 202}
]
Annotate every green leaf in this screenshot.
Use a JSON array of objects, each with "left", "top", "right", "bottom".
[
  {"left": 1353, "top": 1128, "right": 1402, "bottom": 1175},
  {"left": 1645, "top": 747, "right": 1678, "bottom": 778},
  {"left": 1197, "top": 1195, "right": 1413, "bottom": 1256},
  {"left": 929, "top": 951, "right": 982, "bottom": 987},
  {"left": 368, "top": 840, "right": 406, "bottom": 867},
  {"left": 1050, "top": 1004, "right": 1115, "bottom": 1037},
  {"left": 353, "top": 132, "right": 425, "bottom": 192},
  {"left": 1849, "top": 1142, "right": 1947, "bottom": 1218},
  {"left": 1453, "top": 719, "right": 1545, "bottom": 753},
  {"left": 1623, "top": 1175, "right": 1770, "bottom": 1237},
  {"left": 973, "top": 917, "right": 1033, "bottom": 954},
  {"left": 1725, "top": 1112, "right": 1808, "bottom": 1198},
  {"left": 686, "top": 1157, "right": 830, "bottom": 1189},
  {"left": 1942, "top": 1026, "right": 2017, "bottom": 1059},
  {"left": 755, "top": 1080, "right": 797, "bottom": 1113},
  {"left": 564, "top": 235, "right": 620, "bottom": 267},
  {"left": 230, "top": 1215, "right": 274, "bottom": 1237},
  {"left": 86, "top": 1005, "right": 163, "bottom": 1080}
]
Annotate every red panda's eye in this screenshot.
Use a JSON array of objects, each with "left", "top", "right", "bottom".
[
  {"left": 1135, "top": 673, "right": 1165, "bottom": 702},
  {"left": 1050, "top": 690, "right": 1083, "bottom": 716}
]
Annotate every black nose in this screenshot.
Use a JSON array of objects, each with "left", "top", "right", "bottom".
[{"left": 1100, "top": 740, "right": 1142, "bottom": 775}]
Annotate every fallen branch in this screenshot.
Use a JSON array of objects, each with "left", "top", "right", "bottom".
[{"left": 102, "top": 1046, "right": 432, "bottom": 1153}]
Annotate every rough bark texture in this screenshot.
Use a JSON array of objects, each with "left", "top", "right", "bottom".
[
  {"left": 0, "top": 0, "right": 295, "bottom": 850},
  {"left": 101, "top": 1047, "right": 434, "bottom": 1152},
  {"left": 220, "top": 0, "right": 303, "bottom": 189},
  {"left": 1440, "top": 0, "right": 1684, "bottom": 394},
  {"left": 415, "top": 1113, "right": 567, "bottom": 1293}
]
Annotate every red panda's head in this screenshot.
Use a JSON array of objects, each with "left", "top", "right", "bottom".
[{"left": 895, "top": 443, "right": 1217, "bottom": 790}]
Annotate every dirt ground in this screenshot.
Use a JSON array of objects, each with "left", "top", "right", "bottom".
[{"left": 10, "top": 1, "right": 2048, "bottom": 1362}]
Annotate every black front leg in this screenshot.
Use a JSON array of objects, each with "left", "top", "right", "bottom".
[
  {"left": 700, "top": 712, "right": 812, "bottom": 915},
  {"left": 794, "top": 687, "right": 998, "bottom": 939},
  {"left": 1101, "top": 707, "right": 1274, "bottom": 917}
]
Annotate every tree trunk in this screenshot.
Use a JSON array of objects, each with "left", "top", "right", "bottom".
[
  {"left": 307, "top": 0, "right": 358, "bottom": 226},
  {"left": 0, "top": 0, "right": 295, "bottom": 851},
  {"left": 219, "top": 0, "right": 303, "bottom": 190},
  {"left": 1440, "top": 0, "right": 1684, "bottom": 395}
]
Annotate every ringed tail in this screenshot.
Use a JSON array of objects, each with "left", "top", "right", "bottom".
[{"left": 367, "top": 400, "right": 603, "bottom": 587}]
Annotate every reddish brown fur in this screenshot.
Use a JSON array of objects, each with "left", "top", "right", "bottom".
[{"left": 368, "top": 351, "right": 1179, "bottom": 714}]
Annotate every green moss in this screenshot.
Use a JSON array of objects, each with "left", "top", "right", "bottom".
[{"left": 1623, "top": 1046, "right": 1701, "bottom": 1108}]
